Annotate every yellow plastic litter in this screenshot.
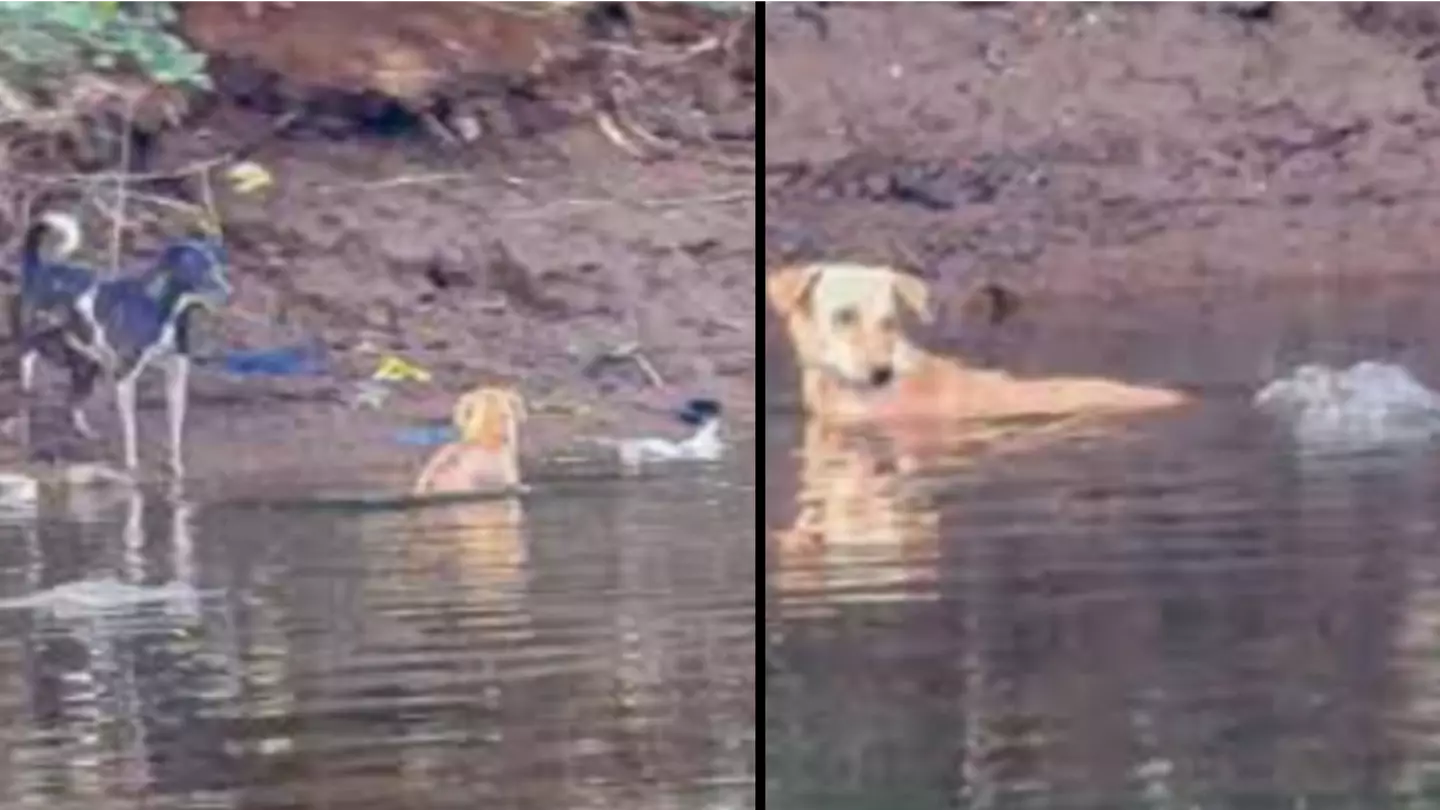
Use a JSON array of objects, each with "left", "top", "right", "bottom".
[
  {"left": 227, "top": 161, "right": 274, "bottom": 195},
  {"left": 372, "top": 355, "right": 432, "bottom": 384}
]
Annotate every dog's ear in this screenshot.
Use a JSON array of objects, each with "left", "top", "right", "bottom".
[
  {"left": 453, "top": 392, "right": 481, "bottom": 432},
  {"left": 890, "top": 272, "right": 933, "bottom": 323},
  {"left": 766, "top": 265, "right": 822, "bottom": 318}
]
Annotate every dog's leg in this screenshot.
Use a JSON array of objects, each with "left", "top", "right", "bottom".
[
  {"left": 73, "top": 287, "right": 119, "bottom": 371},
  {"left": 13, "top": 348, "right": 36, "bottom": 448},
  {"left": 11, "top": 287, "right": 36, "bottom": 445},
  {"left": 115, "top": 373, "right": 140, "bottom": 473},
  {"left": 18, "top": 350, "right": 36, "bottom": 394},
  {"left": 164, "top": 353, "right": 190, "bottom": 479},
  {"left": 64, "top": 350, "right": 101, "bottom": 439}
]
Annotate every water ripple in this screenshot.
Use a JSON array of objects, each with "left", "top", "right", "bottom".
[{"left": 0, "top": 450, "right": 755, "bottom": 808}]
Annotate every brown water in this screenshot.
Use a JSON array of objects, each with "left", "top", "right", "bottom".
[
  {"left": 0, "top": 455, "right": 756, "bottom": 809},
  {"left": 765, "top": 281, "right": 1440, "bottom": 809}
]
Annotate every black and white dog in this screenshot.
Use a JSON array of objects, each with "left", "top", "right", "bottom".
[{"left": 10, "top": 211, "right": 232, "bottom": 478}]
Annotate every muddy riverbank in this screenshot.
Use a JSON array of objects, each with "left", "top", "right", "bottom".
[
  {"left": 1, "top": 3, "right": 756, "bottom": 488},
  {"left": 765, "top": 3, "right": 1440, "bottom": 369}
]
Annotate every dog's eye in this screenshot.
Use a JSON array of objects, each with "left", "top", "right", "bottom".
[
  {"left": 878, "top": 315, "right": 897, "bottom": 332},
  {"left": 833, "top": 307, "right": 859, "bottom": 328}
]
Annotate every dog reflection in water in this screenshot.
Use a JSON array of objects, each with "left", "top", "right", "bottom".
[
  {"left": 771, "top": 420, "right": 942, "bottom": 611},
  {"left": 412, "top": 386, "right": 527, "bottom": 497},
  {"left": 402, "top": 497, "right": 529, "bottom": 601},
  {"left": 0, "top": 484, "right": 202, "bottom": 621}
]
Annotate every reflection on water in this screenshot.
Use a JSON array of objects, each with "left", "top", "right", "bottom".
[
  {"left": 767, "top": 405, "right": 1440, "bottom": 808},
  {"left": 0, "top": 454, "right": 755, "bottom": 808},
  {"left": 766, "top": 279, "right": 1440, "bottom": 807},
  {"left": 766, "top": 281, "right": 1440, "bottom": 808}
]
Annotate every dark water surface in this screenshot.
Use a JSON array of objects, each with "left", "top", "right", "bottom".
[
  {"left": 0, "top": 454, "right": 756, "bottom": 809},
  {"left": 765, "top": 279, "right": 1440, "bottom": 809}
]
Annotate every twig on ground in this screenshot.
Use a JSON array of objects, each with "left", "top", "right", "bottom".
[
  {"left": 720, "top": 10, "right": 753, "bottom": 62},
  {"left": 593, "top": 35, "right": 723, "bottom": 67},
  {"left": 501, "top": 187, "right": 752, "bottom": 219},
  {"left": 595, "top": 110, "right": 648, "bottom": 158},
  {"left": 127, "top": 189, "right": 206, "bottom": 220},
  {"left": 108, "top": 95, "right": 142, "bottom": 277},
  {"left": 600, "top": 72, "right": 679, "bottom": 158},
  {"left": 593, "top": 80, "right": 753, "bottom": 172},
  {"left": 96, "top": 191, "right": 206, "bottom": 246},
  {"left": 633, "top": 352, "right": 665, "bottom": 387},
  {"left": 628, "top": 188, "right": 753, "bottom": 209},
  {"left": 199, "top": 164, "right": 220, "bottom": 237},
  {"left": 87, "top": 179, "right": 214, "bottom": 234},
  {"left": 17, "top": 155, "right": 231, "bottom": 187},
  {"left": 309, "top": 171, "right": 492, "bottom": 194},
  {"left": 86, "top": 193, "right": 147, "bottom": 241},
  {"left": 591, "top": 340, "right": 665, "bottom": 387}
]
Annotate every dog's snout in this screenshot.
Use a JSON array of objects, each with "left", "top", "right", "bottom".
[{"left": 869, "top": 366, "right": 894, "bottom": 387}]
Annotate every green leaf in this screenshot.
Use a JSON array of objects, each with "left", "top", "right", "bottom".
[
  {"left": 47, "top": 3, "right": 105, "bottom": 33},
  {"left": 0, "top": 2, "right": 211, "bottom": 91}
]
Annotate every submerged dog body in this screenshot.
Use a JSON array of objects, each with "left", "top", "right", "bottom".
[
  {"left": 767, "top": 262, "right": 1188, "bottom": 426},
  {"left": 413, "top": 386, "right": 527, "bottom": 496},
  {"left": 11, "top": 211, "right": 231, "bottom": 477}
]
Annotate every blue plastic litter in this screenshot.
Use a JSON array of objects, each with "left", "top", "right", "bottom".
[
  {"left": 216, "top": 343, "right": 328, "bottom": 377},
  {"left": 394, "top": 423, "right": 460, "bottom": 447}
]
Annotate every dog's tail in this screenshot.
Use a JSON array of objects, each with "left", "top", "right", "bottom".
[{"left": 21, "top": 210, "right": 81, "bottom": 282}]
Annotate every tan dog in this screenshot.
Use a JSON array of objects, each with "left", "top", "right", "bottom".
[
  {"left": 767, "top": 262, "right": 1188, "bottom": 426},
  {"left": 413, "top": 386, "right": 527, "bottom": 496}
]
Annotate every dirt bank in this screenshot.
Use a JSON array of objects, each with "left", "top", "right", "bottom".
[
  {"left": 2, "top": 3, "right": 756, "bottom": 491},
  {"left": 765, "top": 3, "right": 1440, "bottom": 374}
]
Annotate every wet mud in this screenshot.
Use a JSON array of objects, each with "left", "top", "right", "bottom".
[{"left": 1, "top": 3, "right": 756, "bottom": 489}]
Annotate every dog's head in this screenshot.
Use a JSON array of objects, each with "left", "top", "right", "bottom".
[
  {"left": 453, "top": 386, "right": 528, "bottom": 451},
  {"left": 160, "top": 237, "right": 232, "bottom": 309},
  {"left": 767, "top": 263, "right": 931, "bottom": 389}
]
